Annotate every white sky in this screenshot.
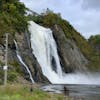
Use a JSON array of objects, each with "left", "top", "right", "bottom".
[{"left": 20, "top": 0, "right": 100, "bottom": 39}]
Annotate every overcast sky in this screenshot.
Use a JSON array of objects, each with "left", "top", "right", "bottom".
[{"left": 20, "top": 0, "right": 100, "bottom": 39}]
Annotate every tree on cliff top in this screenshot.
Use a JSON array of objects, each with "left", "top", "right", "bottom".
[{"left": 0, "top": 0, "right": 28, "bottom": 38}]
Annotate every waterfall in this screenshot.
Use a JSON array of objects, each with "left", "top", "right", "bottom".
[
  {"left": 28, "top": 21, "right": 100, "bottom": 84},
  {"left": 14, "top": 40, "right": 34, "bottom": 83}
]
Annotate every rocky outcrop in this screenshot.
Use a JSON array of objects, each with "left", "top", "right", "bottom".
[
  {"left": 52, "top": 25, "right": 88, "bottom": 73},
  {"left": 0, "top": 33, "right": 50, "bottom": 84},
  {"left": 0, "top": 23, "right": 90, "bottom": 83},
  {"left": 5, "top": 23, "right": 89, "bottom": 83},
  {"left": 15, "top": 32, "right": 49, "bottom": 83}
]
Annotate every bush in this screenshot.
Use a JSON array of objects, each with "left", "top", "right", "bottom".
[{"left": 8, "top": 71, "right": 17, "bottom": 82}]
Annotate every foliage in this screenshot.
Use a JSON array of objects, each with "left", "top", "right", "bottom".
[
  {"left": 0, "top": 0, "right": 28, "bottom": 84},
  {"left": 8, "top": 71, "right": 17, "bottom": 82},
  {"left": 0, "top": 0, "right": 28, "bottom": 42},
  {"left": 9, "top": 60, "right": 24, "bottom": 76},
  {"left": 6, "top": 60, "right": 25, "bottom": 83},
  {"left": 0, "top": 60, "right": 24, "bottom": 84},
  {"left": 0, "top": 84, "right": 69, "bottom": 100},
  {"left": 27, "top": 15, "right": 43, "bottom": 24},
  {"left": 89, "top": 35, "right": 100, "bottom": 45}
]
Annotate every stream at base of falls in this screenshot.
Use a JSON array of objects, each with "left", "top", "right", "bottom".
[{"left": 41, "top": 84, "right": 100, "bottom": 100}]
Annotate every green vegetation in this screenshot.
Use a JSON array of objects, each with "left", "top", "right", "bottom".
[
  {"left": 0, "top": 0, "right": 28, "bottom": 83},
  {"left": 9, "top": 60, "right": 24, "bottom": 75},
  {"left": 0, "top": 0, "right": 28, "bottom": 43},
  {"left": 0, "top": 84, "right": 72, "bottom": 100},
  {"left": 0, "top": 60, "right": 24, "bottom": 85},
  {"left": 27, "top": 15, "right": 43, "bottom": 24},
  {"left": 88, "top": 35, "right": 100, "bottom": 70},
  {"left": 89, "top": 35, "right": 100, "bottom": 45},
  {"left": 0, "top": 69, "right": 18, "bottom": 85},
  {"left": 7, "top": 60, "right": 25, "bottom": 83}
]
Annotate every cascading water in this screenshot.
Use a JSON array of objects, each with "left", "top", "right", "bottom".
[
  {"left": 14, "top": 40, "right": 34, "bottom": 83},
  {"left": 28, "top": 21, "right": 100, "bottom": 84}
]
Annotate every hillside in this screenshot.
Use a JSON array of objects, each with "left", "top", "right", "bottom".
[
  {"left": 89, "top": 35, "right": 100, "bottom": 54},
  {"left": 0, "top": 0, "right": 29, "bottom": 84},
  {"left": 30, "top": 12, "right": 100, "bottom": 71},
  {"left": 0, "top": 1, "right": 100, "bottom": 84},
  {"left": 0, "top": 0, "right": 27, "bottom": 41}
]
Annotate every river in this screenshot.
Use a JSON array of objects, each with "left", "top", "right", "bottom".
[{"left": 41, "top": 84, "right": 100, "bottom": 100}]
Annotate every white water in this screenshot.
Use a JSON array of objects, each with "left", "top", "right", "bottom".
[
  {"left": 14, "top": 40, "right": 34, "bottom": 83},
  {"left": 28, "top": 21, "right": 100, "bottom": 85}
]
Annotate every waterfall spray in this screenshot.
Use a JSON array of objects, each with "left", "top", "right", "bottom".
[{"left": 28, "top": 21, "right": 100, "bottom": 84}]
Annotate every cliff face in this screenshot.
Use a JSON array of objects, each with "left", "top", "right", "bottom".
[
  {"left": 15, "top": 32, "right": 49, "bottom": 83},
  {"left": 52, "top": 25, "right": 88, "bottom": 73},
  {"left": 0, "top": 12, "right": 100, "bottom": 83},
  {"left": 0, "top": 32, "right": 50, "bottom": 84},
  {"left": 12, "top": 23, "right": 88, "bottom": 83},
  {"left": 0, "top": 22, "right": 88, "bottom": 83}
]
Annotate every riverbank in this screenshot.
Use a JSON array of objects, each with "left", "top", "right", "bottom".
[{"left": 0, "top": 84, "right": 73, "bottom": 100}]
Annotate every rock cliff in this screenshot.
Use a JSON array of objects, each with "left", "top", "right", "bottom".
[
  {"left": 52, "top": 25, "right": 88, "bottom": 73},
  {"left": 11, "top": 23, "right": 88, "bottom": 83}
]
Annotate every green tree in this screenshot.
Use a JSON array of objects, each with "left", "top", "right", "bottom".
[{"left": 0, "top": 0, "right": 28, "bottom": 38}]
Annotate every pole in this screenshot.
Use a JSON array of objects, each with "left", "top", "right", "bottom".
[{"left": 4, "top": 33, "right": 8, "bottom": 85}]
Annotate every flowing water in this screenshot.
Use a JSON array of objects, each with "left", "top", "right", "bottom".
[
  {"left": 28, "top": 21, "right": 100, "bottom": 85},
  {"left": 14, "top": 40, "right": 34, "bottom": 83},
  {"left": 28, "top": 21, "right": 63, "bottom": 83},
  {"left": 41, "top": 84, "right": 100, "bottom": 100}
]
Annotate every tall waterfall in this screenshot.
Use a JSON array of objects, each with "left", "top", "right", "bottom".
[
  {"left": 28, "top": 21, "right": 100, "bottom": 84},
  {"left": 28, "top": 21, "right": 63, "bottom": 83},
  {"left": 14, "top": 40, "right": 34, "bottom": 83}
]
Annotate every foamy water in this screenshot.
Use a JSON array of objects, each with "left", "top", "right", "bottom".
[{"left": 28, "top": 21, "right": 100, "bottom": 85}]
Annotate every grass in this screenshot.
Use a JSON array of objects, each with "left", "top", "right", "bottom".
[{"left": 0, "top": 84, "right": 72, "bottom": 100}]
